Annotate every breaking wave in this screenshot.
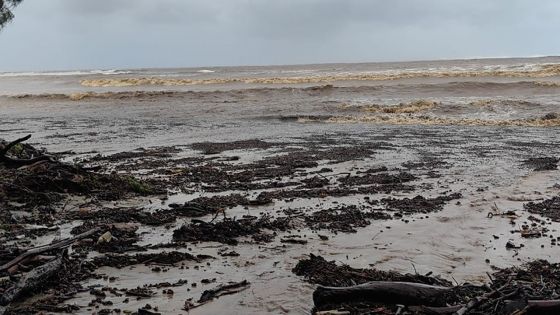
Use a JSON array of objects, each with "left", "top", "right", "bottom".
[
  {"left": 273, "top": 98, "right": 560, "bottom": 127},
  {"left": 0, "top": 69, "right": 131, "bottom": 77},
  {"left": 10, "top": 91, "right": 180, "bottom": 101},
  {"left": 80, "top": 64, "right": 560, "bottom": 87},
  {"left": 311, "top": 113, "right": 560, "bottom": 127},
  {"left": 533, "top": 81, "right": 560, "bottom": 87},
  {"left": 468, "top": 99, "right": 541, "bottom": 109},
  {"left": 6, "top": 85, "right": 338, "bottom": 100},
  {"left": 339, "top": 100, "right": 439, "bottom": 114}
]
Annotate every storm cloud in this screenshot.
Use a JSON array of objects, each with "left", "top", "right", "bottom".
[{"left": 1, "top": 0, "right": 559, "bottom": 71}]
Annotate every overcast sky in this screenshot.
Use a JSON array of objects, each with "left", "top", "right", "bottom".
[{"left": 1, "top": 0, "right": 559, "bottom": 71}]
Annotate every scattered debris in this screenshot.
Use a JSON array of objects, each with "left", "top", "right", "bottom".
[
  {"left": 2, "top": 131, "right": 558, "bottom": 315},
  {"left": 522, "top": 157, "right": 559, "bottom": 171}
]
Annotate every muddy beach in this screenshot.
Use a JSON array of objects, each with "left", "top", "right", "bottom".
[{"left": 1, "top": 60, "right": 560, "bottom": 314}]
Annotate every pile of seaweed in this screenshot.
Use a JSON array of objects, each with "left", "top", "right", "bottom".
[
  {"left": 173, "top": 215, "right": 293, "bottom": 245},
  {"left": 524, "top": 196, "right": 560, "bottom": 222},
  {"left": 0, "top": 135, "right": 160, "bottom": 223},
  {"left": 294, "top": 254, "right": 560, "bottom": 315}
]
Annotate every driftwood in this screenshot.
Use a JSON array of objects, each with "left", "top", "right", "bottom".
[
  {"left": 454, "top": 282, "right": 511, "bottom": 315},
  {"left": 314, "top": 281, "right": 560, "bottom": 315},
  {"left": 199, "top": 280, "right": 250, "bottom": 303},
  {"left": 410, "top": 300, "right": 560, "bottom": 315},
  {"left": 408, "top": 300, "right": 560, "bottom": 315},
  {"left": 0, "top": 257, "right": 63, "bottom": 309},
  {"left": 184, "top": 280, "right": 250, "bottom": 310},
  {"left": 409, "top": 305, "right": 463, "bottom": 314},
  {"left": 0, "top": 227, "right": 100, "bottom": 272},
  {"left": 0, "top": 134, "right": 51, "bottom": 168},
  {"left": 313, "top": 281, "right": 451, "bottom": 308},
  {"left": 504, "top": 299, "right": 560, "bottom": 315}
]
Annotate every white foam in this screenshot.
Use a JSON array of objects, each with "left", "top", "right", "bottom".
[
  {"left": 0, "top": 69, "right": 132, "bottom": 77},
  {"left": 196, "top": 69, "right": 215, "bottom": 73}
]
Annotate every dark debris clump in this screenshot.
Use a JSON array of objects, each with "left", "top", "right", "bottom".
[
  {"left": 91, "top": 251, "right": 207, "bottom": 269},
  {"left": 191, "top": 139, "right": 278, "bottom": 154},
  {"left": 304, "top": 206, "right": 391, "bottom": 233},
  {"left": 172, "top": 215, "right": 292, "bottom": 245},
  {"left": 376, "top": 193, "right": 462, "bottom": 214},
  {"left": 522, "top": 157, "right": 559, "bottom": 171},
  {"left": 524, "top": 196, "right": 560, "bottom": 221},
  {"left": 293, "top": 254, "right": 451, "bottom": 288}
]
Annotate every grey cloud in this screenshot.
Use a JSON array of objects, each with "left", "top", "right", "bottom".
[{"left": 1, "top": 0, "right": 559, "bottom": 71}]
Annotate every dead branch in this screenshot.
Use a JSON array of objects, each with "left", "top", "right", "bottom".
[
  {"left": 0, "top": 134, "right": 52, "bottom": 168},
  {"left": 0, "top": 134, "right": 31, "bottom": 156},
  {"left": 454, "top": 281, "right": 511, "bottom": 315},
  {"left": 0, "top": 227, "right": 100, "bottom": 272},
  {"left": 199, "top": 280, "right": 250, "bottom": 303},
  {"left": 0, "top": 257, "right": 63, "bottom": 307},
  {"left": 184, "top": 280, "right": 250, "bottom": 310}
]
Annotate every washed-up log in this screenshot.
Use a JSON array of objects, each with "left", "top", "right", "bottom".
[
  {"left": 313, "top": 281, "right": 451, "bottom": 308},
  {"left": 408, "top": 305, "right": 463, "bottom": 314},
  {"left": 407, "top": 299, "right": 560, "bottom": 315},
  {"left": 0, "top": 257, "right": 63, "bottom": 309},
  {"left": 0, "top": 227, "right": 100, "bottom": 272},
  {"left": 528, "top": 299, "right": 560, "bottom": 314},
  {"left": 0, "top": 134, "right": 51, "bottom": 168},
  {"left": 504, "top": 299, "right": 560, "bottom": 315}
]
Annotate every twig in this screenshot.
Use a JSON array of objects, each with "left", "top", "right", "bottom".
[
  {"left": 486, "top": 272, "right": 494, "bottom": 285},
  {"left": 451, "top": 276, "right": 460, "bottom": 286},
  {"left": 411, "top": 263, "right": 418, "bottom": 275},
  {"left": 454, "top": 280, "right": 512, "bottom": 315}
]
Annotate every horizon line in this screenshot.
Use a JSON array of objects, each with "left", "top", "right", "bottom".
[{"left": 1, "top": 54, "right": 559, "bottom": 74}]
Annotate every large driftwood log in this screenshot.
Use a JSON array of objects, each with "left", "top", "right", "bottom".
[
  {"left": 0, "top": 134, "right": 51, "bottom": 168},
  {"left": 313, "top": 281, "right": 451, "bottom": 308},
  {"left": 411, "top": 299, "right": 560, "bottom": 315},
  {"left": 0, "top": 257, "right": 62, "bottom": 307},
  {"left": 508, "top": 299, "right": 560, "bottom": 315},
  {"left": 0, "top": 227, "right": 100, "bottom": 272},
  {"left": 409, "top": 305, "right": 463, "bottom": 314},
  {"left": 315, "top": 281, "right": 560, "bottom": 315}
]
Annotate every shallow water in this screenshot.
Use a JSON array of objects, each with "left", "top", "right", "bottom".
[{"left": 2, "top": 57, "right": 560, "bottom": 314}]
